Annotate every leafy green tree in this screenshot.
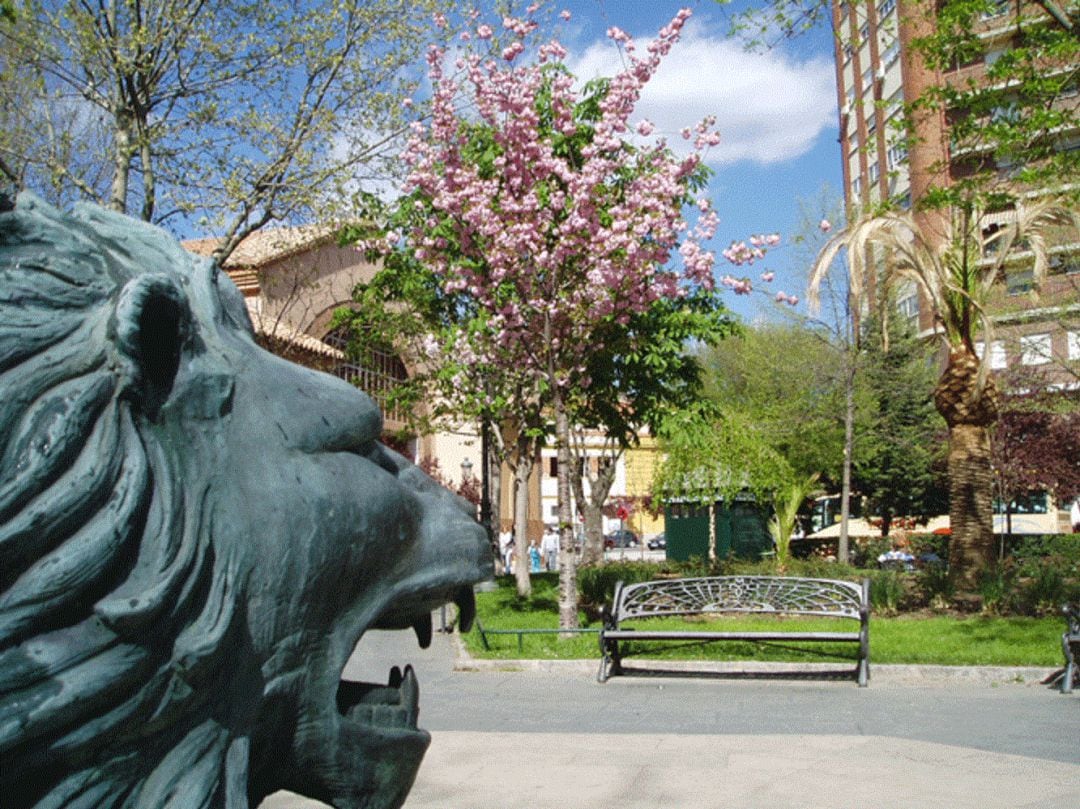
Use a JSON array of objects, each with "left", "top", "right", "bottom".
[
  {"left": 570, "top": 292, "right": 737, "bottom": 565},
  {"left": 700, "top": 322, "right": 848, "bottom": 486},
  {"left": 854, "top": 311, "right": 947, "bottom": 536},
  {"left": 0, "top": 0, "right": 459, "bottom": 260}
]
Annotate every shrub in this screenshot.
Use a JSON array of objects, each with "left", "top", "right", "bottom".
[
  {"left": 917, "top": 562, "right": 954, "bottom": 609},
  {"left": 869, "top": 570, "right": 907, "bottom": 614},
  {"left": 576, "top": 561, "right": 663, "bottom": 612}
]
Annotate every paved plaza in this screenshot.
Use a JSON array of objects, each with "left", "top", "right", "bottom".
[{"left": 261, "top": 619, "right": 1080, "bottom": 809}]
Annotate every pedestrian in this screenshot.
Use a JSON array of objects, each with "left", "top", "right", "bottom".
[
  {"left": 498, "top": 529, "right": 514, "bottom": 574},
  {"left": 1071, "top": 497, "right": 1080, "bottom": 534},
  {"left": 528, "top": 541, "right": 542, "bottom": 573},
  {"left": 541, "top": 525, "right": 559, "bottom": 571}
]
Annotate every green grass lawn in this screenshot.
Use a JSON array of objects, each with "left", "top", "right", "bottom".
[{"left": 465, "top": 574, "right": 1064, "bottom": 667}]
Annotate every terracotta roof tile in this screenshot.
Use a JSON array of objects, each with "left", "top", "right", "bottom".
[{"left": 182, "top": 224, "right": 341, "bottom": 269}]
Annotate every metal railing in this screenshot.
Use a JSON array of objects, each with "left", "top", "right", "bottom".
[{"left": 475, "top": 619, "right": 599, "bottom": 653}]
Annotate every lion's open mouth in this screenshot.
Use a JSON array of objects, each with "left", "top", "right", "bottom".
[
  {"left": 336, "top": 665, "right": 419, "bottom": 729},
  {"left": 335, "top": 585, "right": 477, "bottom": 735}
]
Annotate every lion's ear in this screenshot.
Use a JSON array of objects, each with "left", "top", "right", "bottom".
[{"left": 113, "top": 273, "right": 190, "bottom": 414}]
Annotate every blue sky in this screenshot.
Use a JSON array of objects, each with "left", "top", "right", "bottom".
[{"left": 550, "top": 0, "right": 843, "bottom": 322}]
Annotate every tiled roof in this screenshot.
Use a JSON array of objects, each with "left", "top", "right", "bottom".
[
  {"left": 182, "top": 223, "right": 341, "bottom": 270},
  {"left": 243, "top": 298, "right": 344, "bottom": 360}
]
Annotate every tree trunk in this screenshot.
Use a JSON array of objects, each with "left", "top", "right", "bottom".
[
  {"left": 934, "top": 349, "right": 999, "bottom": 594},
  {"left": 512, "top": 439, "right": 534, "bottom": 598},
  {"left": 110, "top": 118, "right": 132, "bottom": 213},
  {"left": 945, "top": 422, "right": 996, "bottom": 592},
  {"left": 572, "top": 445, "right": 618, "bottom": 567},
  {"left": 555, "top": 394, "right": 579, "bottom": 629},
  {"left": 839, "top": 351, "right": 856, "bottom": 564},
  {"left": 707, "top": 502, "right": 717, "bottom": 563}
]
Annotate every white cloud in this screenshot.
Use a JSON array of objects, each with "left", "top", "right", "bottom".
[{"left": 567, "top": 18, "right": 836, "bottom": 167}]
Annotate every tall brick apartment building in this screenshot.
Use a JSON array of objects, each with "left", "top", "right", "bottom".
[{"left": 830, "top": 0, "right": 1078, "bottom": 386}]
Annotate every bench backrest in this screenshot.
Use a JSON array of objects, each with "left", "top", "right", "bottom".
[{"left": 612, "top": 576, "right": 868, "bottom": 623}]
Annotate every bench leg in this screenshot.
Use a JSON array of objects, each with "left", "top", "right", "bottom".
[
  {"left": 597, "top": 637, "right": 621, "bottom": 683},
  {"left": 1062, "top": 634, "right": 1076, "bottom": 695},
  {"left": 857, "top": 656, "right": 869, "bottom": 687}
]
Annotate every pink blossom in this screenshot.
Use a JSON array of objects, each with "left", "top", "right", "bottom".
[
  {"left": 760, "top": 271, "right": 775, "bottom": 282},
  {"left": 819, "top": 219, "right": 832, "bottom": 232},
  {"left": 433, "top": 12, "right": 447, "bottom": 28},
  {"left": 560, "top": 10, "right": 572, "bottom": 21},
  {"left": 391, "top": 7, "right": 779, "bottom": 401}
]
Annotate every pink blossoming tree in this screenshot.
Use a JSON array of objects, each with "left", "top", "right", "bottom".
[{"left": 346, "top": 6, "right": 782, "bottom": 622}]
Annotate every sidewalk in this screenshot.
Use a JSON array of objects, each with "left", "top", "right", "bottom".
[{"left": 260, "top": 625, "right": 1080, "bottom": 809}]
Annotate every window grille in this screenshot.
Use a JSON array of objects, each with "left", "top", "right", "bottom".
[{"left": 323, "top": 327, "right": 410, "bottom": 423}]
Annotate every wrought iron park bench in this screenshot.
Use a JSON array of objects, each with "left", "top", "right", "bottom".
[{"left": 598, "top": 575, "right": 870, "bottom": 686}]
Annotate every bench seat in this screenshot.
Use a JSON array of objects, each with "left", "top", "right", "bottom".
[{"left": 598, "top": 575, "right": 870, "bottom": 686}]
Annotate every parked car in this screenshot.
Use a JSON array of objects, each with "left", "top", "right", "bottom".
[
  {"left": 647, "top": 533, "right": 666, "bottom": 550},
  {"left": 604, "top": 529, "right": 639, "bottom": 549}
]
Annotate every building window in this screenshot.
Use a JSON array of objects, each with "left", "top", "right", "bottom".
[
  {"left": 878, "top": 0, "right": 896, "bottom": 18},
  {"left": 324, "top": 327, "right": 410, "bottom": 423},
  {"left": 896, "top": 291, "right": 919, "bottom": 324},
  {"left": 976, "top": 340, "right": 1008, "bottom": 370},
  {"left": 882, "top": 38, "right": 899, "bottom": 66},
  {"left": 868, "top": 162, "right": 880, "bottom": 184},
  {"left": 1020, "top": 333, "right": 1052, "bottom": 366},
  {"left": 851, "top": 175, "right": 862, "bottom": 198},
  {"left": 981, "top": 0, "right": 1010, "bottom": 20},
  {"left": 1068, "top": 331, "right": 1079, "bottom": 360},
  {"left": 548, "top": 457, "right": 558, "bottom": 477},
  {"left": 887, "top": 141, "right": 908, "bottom": 169},
  {"left": 1006, "top": 268, "right": 1034, "bottom": 295}
]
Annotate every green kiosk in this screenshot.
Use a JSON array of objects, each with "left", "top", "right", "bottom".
[{"left": 663, "top": 493, "right": 773, "bottom": 562}]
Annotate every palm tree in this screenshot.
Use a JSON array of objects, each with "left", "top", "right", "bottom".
[{"left": 808, "top": 200, "right": 1078, "bottom": 592}]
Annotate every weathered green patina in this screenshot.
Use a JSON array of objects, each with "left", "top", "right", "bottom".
[{"left": 0, "top": 194, "right": 492, "bottom": 808}]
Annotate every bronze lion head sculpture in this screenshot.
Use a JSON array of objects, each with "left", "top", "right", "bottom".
[{"left": 0, "top": 194, "right": 492, "bottom": 808}]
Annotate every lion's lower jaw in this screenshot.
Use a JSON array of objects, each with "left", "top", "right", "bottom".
[{"left": 281, "top": 669, "right": 432, "bottom": 809}]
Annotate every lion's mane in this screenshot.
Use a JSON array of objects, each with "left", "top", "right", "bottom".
[{"left": 1, "top": 196, "right": 250, "bottom": 808}]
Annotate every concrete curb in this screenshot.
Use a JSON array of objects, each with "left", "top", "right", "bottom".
[{"left": 451, "top": 634, "right": 1058, "bottom": 686}]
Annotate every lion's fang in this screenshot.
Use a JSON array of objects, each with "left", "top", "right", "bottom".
[
  {"left": 412, "top": 613, "right": 432, "bottom": 648},
  {"left": 454, "top": 585, "right": 476, "bottom": 633}
]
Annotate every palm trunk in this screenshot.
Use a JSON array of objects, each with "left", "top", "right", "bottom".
[
  {"left": 945, "top": 422, "right": 996, "bottom": 593},
  {"left": 935, "top": 349, "right": 999, "bottom": 596}
]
